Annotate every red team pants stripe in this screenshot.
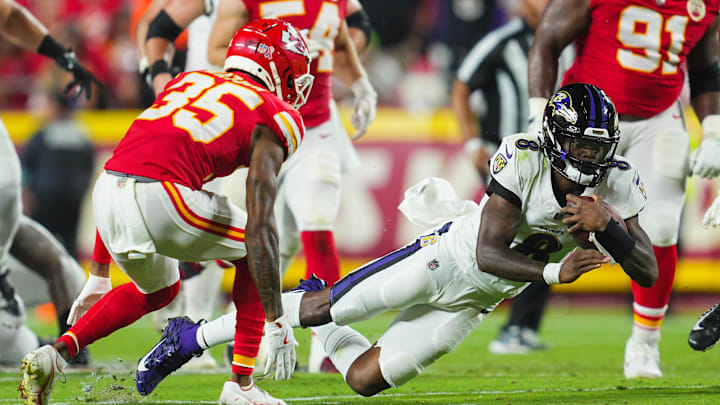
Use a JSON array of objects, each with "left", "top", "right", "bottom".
[{"left": 162, "top": 182, "right": 246, "bottom": 242}]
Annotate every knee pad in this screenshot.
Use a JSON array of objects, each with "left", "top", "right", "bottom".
[
  {"left": 377, "top": 350, "right": 422, "bottom": 388},
  {"left": 640, "top": 201, "right": 682, "bottom": 246},
  {"left": 295, "top": 150, "right": 342, "bottom": 230},
  {"left": 653, "top": 130, "right": 690, "bottom": 180}
]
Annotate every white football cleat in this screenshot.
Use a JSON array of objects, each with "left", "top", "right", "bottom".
[
  {"left": 488, "top": 326, "right": 531, "bottom": 355},
  {"left": 624, "top": 335, "right": 662, "bottom": 378},
  {"left": 18, "top": 345, "right": 68, "bottom": 405},
  {"left": 218, "top": 381, "right": 286, "bottom": 405}
]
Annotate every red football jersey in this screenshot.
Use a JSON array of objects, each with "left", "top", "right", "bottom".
[
  {"left": 243, "top": 0, "right": 348, "bottom": 127},
  {"left": 562, "top": 0, "right": 719, "bottom": 117},
  {"left": 105, "top": 71, "right": 304, "bottom": 190}
]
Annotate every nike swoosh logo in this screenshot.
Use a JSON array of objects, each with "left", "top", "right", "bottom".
[
  {"left": 505, "top": 144, "right": 513, "bottom": 159},
  {"left": 283, "top": 333, "right": 289, "bottom": 345},
  {"left": 137, "top": 338, "right": 166, "bottom": 372},
  {"left": 691, "top": 319, "right": 705, "bottom": 332}
]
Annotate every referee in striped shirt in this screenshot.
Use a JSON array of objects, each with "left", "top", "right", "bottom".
[
  {"left": 450, "top": 0, "right": 574, "bottom": 355},
  {"left": 451, "top": 0, "right": 574, "bottom": 180}
]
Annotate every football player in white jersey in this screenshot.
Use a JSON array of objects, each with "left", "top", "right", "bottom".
[
  {"left": 279, "top": 82, "right": 658, "bottom": 395},
  {"left": 136, "top": 83, "right": 659, "bottom": 394},
  {"left": 0, "top": 0, "right": 97, "bottom": 365}
]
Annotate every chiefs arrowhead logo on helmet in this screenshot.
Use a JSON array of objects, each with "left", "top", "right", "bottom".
[{"left": 224, "top": 19, "right": 314, "bottom": 108}]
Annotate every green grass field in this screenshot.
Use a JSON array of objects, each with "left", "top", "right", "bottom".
[{"left": 2, "top": 302, "right": 720, "bottom": 404}]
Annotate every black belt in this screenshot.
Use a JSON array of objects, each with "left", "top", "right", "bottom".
[{"left": 106, "top": 170, "right": 158, "bottom": 183}]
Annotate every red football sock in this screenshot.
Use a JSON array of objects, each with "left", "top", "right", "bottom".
[
  {"left": 57, "top": 280, "right": 180, "bottom": 358},
  {"left": 230, "top": 258, "right": 265, "bottom": 376},
  {"left": 630, "top": 245, "right": 677, "bottom": 330},
  {"left": 301, "top": 230, "right": 340, "bottom": 285}
]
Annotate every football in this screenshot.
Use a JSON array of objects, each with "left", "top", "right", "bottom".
[{"left": 567, "top": 196, "right": 627, "bottom": 249}]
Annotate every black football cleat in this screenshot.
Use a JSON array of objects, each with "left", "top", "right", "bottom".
[{"left": 689, "top": 303, "right": 720, "bottom": 351}]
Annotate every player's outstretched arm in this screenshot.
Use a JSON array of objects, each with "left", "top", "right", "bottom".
[
  {"left": 0, "top": 0, "right": 47, "bottom": 50},
  {"left": 246, "top": 124, "right": 285, "bottom": 321},
  {"left": 334, "top": 22, "right": 376, "bottom": 139},
  {"left": 67, "top": 230, "right": 112, "bottom": 325},
  {"left": 135, "top": 0, "right": 169, "bottom": 86},
  {"left": 528, "top": 0, "right": 590, "bottom": 99},
  {"left": 246, "top": 124, "right": 297, "bottom": 380},
  {"left": 687, "top": 15, "right": 720, "bottom": 178},
  {"left": 144, "top": 0, "right": 206, "bottom": 95},
  {"left": 333, "top": 0, "right": 370, "bottom": 84},
  {"left": 476, "top": 192, "right": 607, "bottom": 284},
  {"left": 0, "top": 0, "right": 100, "bottom": 99},
  {"left": 207, "top": 0, "right": 248, "bottom": 68}
]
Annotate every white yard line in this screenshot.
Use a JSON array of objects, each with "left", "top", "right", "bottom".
[{"left": 0, "top": 384, "right": 716, "bottom": 404}]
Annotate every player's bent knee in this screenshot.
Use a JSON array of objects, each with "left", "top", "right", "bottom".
[
  {"left": 142, "top": 280, "right": 181, "bottom": 313},
  {"left": 297, "top": 151, "right": 342, "bottom": 228},
  {"left": 377, "top": 350, "right": 422, "bottom": 389},
  {"left": 307, "top": 150, "right": 341, "bottom": 185},
  {"left": 345, "top": 362, "right": 389, "bottom": 396},
  {"left": 641, "top": 204, "right": 682, "bottom": 246}
]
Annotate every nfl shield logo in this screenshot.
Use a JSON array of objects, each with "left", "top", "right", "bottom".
[{"left": 427, "top": 259, "right": 440, "bottom": 271}]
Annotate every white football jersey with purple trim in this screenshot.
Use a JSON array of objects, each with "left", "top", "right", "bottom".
[{"left": 453, "top": 132, "right": 646, "bottom": 298}]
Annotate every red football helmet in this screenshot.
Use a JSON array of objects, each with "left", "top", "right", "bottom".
[{"left": 224, "top": 18, "right": 313, "bottom": 108}]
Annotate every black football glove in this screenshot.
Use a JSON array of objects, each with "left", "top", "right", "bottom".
[{"left": 54, "top": 49, "right": 103, "bottom": 100}]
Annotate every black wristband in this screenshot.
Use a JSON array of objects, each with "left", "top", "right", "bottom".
[
  {"left": 689, "top": 61, "right": 720, "bottom": 100},
  {"left": 150, "top": 60, "right": 170, "bottom": 79},
  {"left": 346, "top": 10, "right": 372, "bottom": 47},
  {"left": 595, "top": 218, "right": 635, "bottom": 262},
  {"left": 146, "top": 9, "right": 184, "bottom": 42},
  {"left": 37, "top": 35, "right": 66, "bottom": 61}
]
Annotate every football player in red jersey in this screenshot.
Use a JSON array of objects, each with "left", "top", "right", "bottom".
[
  {"left": 19, "top": 19, "right": 311, "bottom": 405},
  {"left": 528, "top": 0, "right": 720, "bottom": 378},
  {"left": 139, "top": 0, "right": 373, "bottom": 373},
  {"left": 206, "top": 0, "right": 375, "bottom": 373}
]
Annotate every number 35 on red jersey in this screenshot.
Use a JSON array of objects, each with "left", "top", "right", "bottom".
[{"left": 106, "top": 70, "right": 305, "bottom": 191}]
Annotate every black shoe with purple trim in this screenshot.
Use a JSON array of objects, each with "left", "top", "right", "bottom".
[{"left": 135, "top": 316, "right": 203, "bottom": 395}]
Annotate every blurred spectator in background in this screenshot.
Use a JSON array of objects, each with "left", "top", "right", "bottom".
[
  {"left": 450, "top": 0, "right": 574, "bottom": 355},
  {"left": 0, "top": 0, "right": 140, "bottom": 109},
  {"left": 22, "top": 90, "right": 94, "bottom": 258},
  {"left": 0, "top": 1, "right": 516, "bottom": 112}
]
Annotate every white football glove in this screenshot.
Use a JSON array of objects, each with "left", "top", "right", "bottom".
[
  {"left": 66, "top": 274, "right": 112, "bottom": 325},
  {"left": 690, "top": 138, "right": 720, "bottom": 178},
  {"left": 299, "top": 29, "right": 331, "bottom": 61},
  {"left": 527, "top": 97, "right": 548, "bottom": 137},
  {"left": 263, "top": 314, "right": 297, "bottom": 380},
  {"left": 350, "top": 76, "right": 377, "bottom": 139},
  {"left": 703, "top": 193, "right": 720, "bottom": 228}
]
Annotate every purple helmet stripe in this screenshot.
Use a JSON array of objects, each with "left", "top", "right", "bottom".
[{"left": 585, "top": 84, "right": 596, "bottom": 128}]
